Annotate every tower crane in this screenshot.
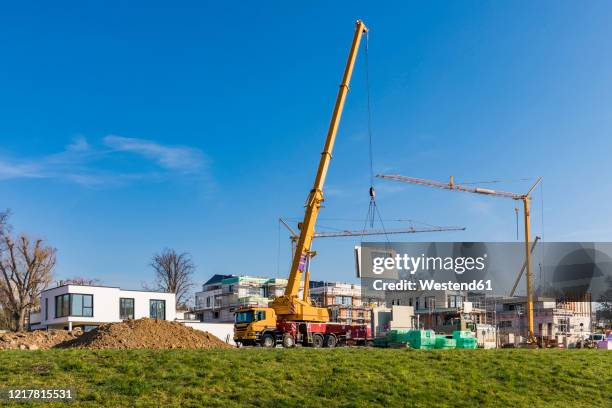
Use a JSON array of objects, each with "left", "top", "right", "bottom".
[
  {"left": 376, "top": 173, "right": 542, "bottom": 342},
  {"left": 280, "top": 217, "right": 464, "bottom": 246}
]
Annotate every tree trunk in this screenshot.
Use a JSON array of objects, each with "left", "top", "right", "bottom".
[
  {"left": 10, "top": 310, "right": 20, "bottom": 332},
  {"left": 16, "top": 308, "right": 27, "bottom": 332}
]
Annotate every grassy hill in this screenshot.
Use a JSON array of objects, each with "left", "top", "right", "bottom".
[{"left": 0, "top": 348, "right": 610, "bottom": 407}]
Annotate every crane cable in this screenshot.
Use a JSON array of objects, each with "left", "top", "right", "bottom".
[{"left": 362, "top": 31, "right": 389, "bottom": 242}]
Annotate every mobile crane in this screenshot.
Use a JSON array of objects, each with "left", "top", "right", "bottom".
[{"left": 233, "top": 20, "right": 373, "bottom": 348}]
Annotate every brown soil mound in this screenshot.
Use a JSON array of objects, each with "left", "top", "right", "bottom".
[
  {"left": 60, "top": 318, "right": 231, "bottom": 349},
  {"left": 0, "top": 329, "right": 82, "bottom": 350}
]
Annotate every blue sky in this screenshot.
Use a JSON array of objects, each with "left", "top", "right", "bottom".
[{"left": 1, "top": 1, "right": 612, "bottom": 290}]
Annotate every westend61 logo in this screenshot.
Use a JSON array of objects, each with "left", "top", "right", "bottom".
[
  {"left": 359, "top": 242, "right": 612, "bottom": 301},
  {"left": 372, "top": 253, "right": 487, "bottom": 275}
]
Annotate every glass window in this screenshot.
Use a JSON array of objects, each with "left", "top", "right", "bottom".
[
  {"left": 72, "top": 294, "right": 82, "bottom": 315},
  {"left": 448, "top": 295, "right": 463, "bottom": 308},
  {"left": 55, "top": 293, "right": 93, "bottom": 317},
  {"left": 150, "top": 299, "right": 166, "bottom": 320},
  {"left": 425, "top": 296, "right": 436, "bottom": 309},
  {"left": 55, "top": 294, "right": 70, "bottom": 318},
  {"left": 255, "top": 310, "right": 266, "bottom": 321},
  {"left": 71, "top": 294, "right": 94, "bottom": 317},
  {"left": 45, "top": 298, "right": 48, "bottom": 320},
  {"left": 334, "top": 296, "right": 352, "bottom": 306},
  {"left": 235, "top": 310, "right": 254, "bottom": 323},
  {"left": 120, "top": 298, "right": 135, "bottom": 320}
]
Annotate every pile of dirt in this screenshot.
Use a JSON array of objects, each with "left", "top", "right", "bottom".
[
  {"left": 0, "top": 329, "right": 83, "bottom": 350},
  {"left": 60, "top": 318, "right": 231, "bottom": 349}
]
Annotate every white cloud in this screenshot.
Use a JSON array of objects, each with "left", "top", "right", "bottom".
[
  {"left": 0, "top": 160, "right": 44, "bottom": 180},
  {"left": 103, "top": 135, "right": 205, "bottom": 173},
  {"left": 66, "top": 135, "right": 90, "bottom": 152},
  {"left": 0, "top": 135, "right": 208, "bottom": 186}
]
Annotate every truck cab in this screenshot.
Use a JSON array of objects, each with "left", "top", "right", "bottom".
[{"left": 233, "top": 307, "right": 277, "bottom": 346}]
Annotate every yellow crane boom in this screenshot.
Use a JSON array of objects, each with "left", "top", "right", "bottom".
[{"left": 270, "top": 20, "right": 368, "bottom": 322}]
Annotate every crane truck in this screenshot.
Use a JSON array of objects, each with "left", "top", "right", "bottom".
[{"left": 234, "top": 20, "right": 373, "bottom": 348}]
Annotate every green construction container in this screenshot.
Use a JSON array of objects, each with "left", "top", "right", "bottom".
[
  {"left": 452, "top": 330, "right": 474, "bottom": 340},
  {"left": 406, "top": 329, "right": 435, "bottom": 349},
  {"left": 434, "top": 335, "right": 456, "bottom": 349},
  {"left": 386, "top": 329, "right": 411, "bottom": 344},
  {"left": 456, "top": 337, "right": 478, "bottom": 349},
  {"left": 373, "top": 337, "right": 388, "bottom": 347}
]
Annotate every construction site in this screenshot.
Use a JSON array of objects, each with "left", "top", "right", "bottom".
[
  {"left": 2, "top": 4, "right": 612, "bottom": 407},
  {"left": 217, "top": 19, "right": 610, "bottom": 352}
]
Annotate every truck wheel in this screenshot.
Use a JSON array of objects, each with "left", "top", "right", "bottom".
[
  {"left": 312, "top": 333, "right": 324, "bottom": 348},
  {"left": 261, "top": 333, "right": 276, "bottom": 348},
  {"left": 324, "top": 334, "right": 337, "bottom": 348},
  {"left": 282, "top": 334, "right": 295, "bottom": 348}
]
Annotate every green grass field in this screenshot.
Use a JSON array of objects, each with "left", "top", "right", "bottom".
[{"left": 0, "top": 348, "right": 610, "bottom": 407}]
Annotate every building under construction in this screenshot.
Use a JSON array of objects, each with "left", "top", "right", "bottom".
[
  {"left": 309, "top": 281, "right": 372, "bottom": 325},
  {"left": 195, "top": 275, "right": 292, "bottom": 322},
  {"left": 195, "top": 275, "right": 372, "bottom": 325},
  {"left": 480, "top": 296, "right": 592, "bottom": 346}
]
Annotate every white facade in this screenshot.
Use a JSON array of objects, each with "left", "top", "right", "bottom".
[
  {"left": 30, "top": 284, "right": 176, "bottom": 330},
  {"left": 183, "top": 322, "right": 235, "bottom": 345}
]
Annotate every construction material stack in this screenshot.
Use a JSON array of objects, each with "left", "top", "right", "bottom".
[
  {"left": 406, "top": 330, "right": 436, "bottom": 350},
  {"left": 454, "top": 330, "right": 478, "bottom": 349},
  {"left": 434, "top": 335, "right": 456, "bottom": 350}
]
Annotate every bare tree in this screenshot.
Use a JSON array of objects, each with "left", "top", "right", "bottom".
[
  {"left": 149, "top": 248, "right": 195, "bottom": 307},
  {"left": 59, "top": 277, "right": 101, "bottom": 286},
  {"left": 0, "top": 210, "right": 9, "bottom": 330},
  {"left": 0, "top": 210, "right": 9, "bottom": 236},
  {"left": 0, "top": 232, "right": 56, "bottom": 331}
]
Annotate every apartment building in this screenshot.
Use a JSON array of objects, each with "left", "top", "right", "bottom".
[
  {"left": 194, "top": 275, "right": 371, "bottom": 324},
  {"left": 483, "top": 296, "right": 591, "bottom": 344},
  {"left": 309, "top": 281, "right": 372, "bottom": 325},
  {"left": 392, "top": 288, "right": 486, "bottom": 333},
  {"left": 194, "top": 275, "right": 294, "bottom": 322}
]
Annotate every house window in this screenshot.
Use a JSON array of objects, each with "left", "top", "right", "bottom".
[
  {"left": 206, "top": 297, "right": 211, "bottom": 308},
  {"left": 448, "top": 295, "right": 463, "bottom": 308},
  {"left": 45, "top": 298, "right": 48, "bottom": 320},
  {"left": 55, "top": 293, "right": 93, "bottom": 318},
  {"left": 335, "top": 296, "right": 352, "bottom": 305},
  {"left": 56, "top": 294, "right": 69, "bottom": 318},
  {"left": 150, "top": 299, "right": 166, "bottom": 320},
  {"left": 558, "top": 318, "right": 569, "bottom": 333},
  {"left": 120, "top": 298, "right": 135, "bottom": 320},
  {"left": 425, "top": 296, "right": 436, "bottom": 310},
  {"left": 71, "top": 294, "right": 93, "bottom": 317}
]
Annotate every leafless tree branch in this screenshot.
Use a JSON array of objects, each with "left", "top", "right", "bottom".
[
  {"left": 148, "top": 248, "right": 195, "bottom": 307},
  {"left": 0, "top": 214, "right": 55, "bottom": 331}
]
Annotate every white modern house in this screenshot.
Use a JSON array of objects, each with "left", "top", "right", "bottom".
[{"left": 29, "top": 284, "right": 176, "bottom": 331}]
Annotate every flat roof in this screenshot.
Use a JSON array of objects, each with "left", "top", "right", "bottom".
[{"left": 40, "top": 283, "right": 175, "bottom": 295}]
